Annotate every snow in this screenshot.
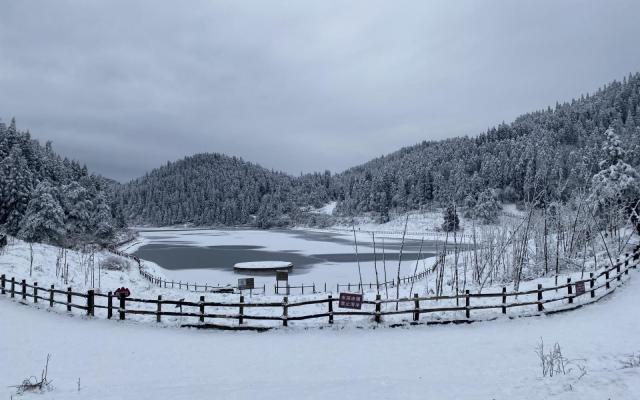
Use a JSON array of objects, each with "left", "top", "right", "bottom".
[
  {"left": 317, "top": 201, "right": 337, "bottom": 215},
  {"left": 125, "top": 228, "right": 431, "bottom": 289},
  {"left": 233, "top": 261, "right": 293, "bottom": 270},
  {"left": 2, "top": 266, "right": 640, "bottom": 399}
]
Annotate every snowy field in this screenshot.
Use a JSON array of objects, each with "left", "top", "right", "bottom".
[{"left": 2, "top": 268, "right": 640, "bottom": 399}]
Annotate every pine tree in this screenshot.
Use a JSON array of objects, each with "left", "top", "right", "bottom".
[{"left": 18, "top": 182, "right": 65, "bottom": 243}]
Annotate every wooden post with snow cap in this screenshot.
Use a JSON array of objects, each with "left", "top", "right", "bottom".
[
  {"left": 87, "top": 289, "right": 94, "bottom": 316},
  {"left": 283, "top": 296, "right": 288, "bottom": 327},
  {"left": 413, "top": 293, "right": 419, "bottom": 322},
  {"left": 589, "top": 273, "right": 595, "bottom": 298},
  {"left": 328, "top": 294, "right": 334, "bottom": 324},
  {"left": 107, "top": 291, "right": 113, "bottom": 319},
  {"left": 157, "top": 295, "right": 162, "bottom": 323},
  {"left": 605, "top": 271, "right": 610, "bottom": 289},
  {"left": 465, "top": 290, "right": 470, "bottom": 319},
  {"left": 375, "top": 294, "right": 381, "bottom": 323},
  {"left": 33, "top": 282, "right": 38, "bottom": 303},
  {"left": 567, "top": 278, "right": 573, "bottom": 304},
  {"left": 537, "top": 284, "right": 543, "bottom": 312},
  {"left": 199, "top": 295, "right": 205, "bottom": 323},
  {"left": 119, "top": 293, "right": 125, "bottom": 320}
]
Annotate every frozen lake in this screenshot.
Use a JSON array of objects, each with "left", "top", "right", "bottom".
[{"left": 130, "top": 228, "right": 457, "bottom": 288}]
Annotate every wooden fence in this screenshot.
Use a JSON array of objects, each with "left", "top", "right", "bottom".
[
  {"left": 2, "top": 245, "right": 638, "bottom": 330},
  {"left": 136, "top": 260, "right": 431, "bottom": 296}
]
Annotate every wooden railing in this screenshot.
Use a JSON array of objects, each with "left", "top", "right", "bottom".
[
  {"left": 2, "top": 245, "right": 638, "bottom": 330},
  {"left": 135, "top": 259, "right": 431, "bottom": 296}
]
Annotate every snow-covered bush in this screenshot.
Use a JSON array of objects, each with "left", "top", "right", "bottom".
[
  {"left": 100, "top": 256, "right": 130, "bottom": 271},
  {"left": 441, "top": 204, "right": 459, "bottom": 232}
]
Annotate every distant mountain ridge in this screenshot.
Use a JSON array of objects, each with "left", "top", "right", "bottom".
[{"left": 116, "top": 71, "right": 640, "bottom": 226}]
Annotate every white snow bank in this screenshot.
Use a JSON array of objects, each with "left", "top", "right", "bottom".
[
  {"left": 2, "top": 268, "right": 640, "bottom": 399},
  {"left": 233, "top": 261, "right": 293, "bottom": 270}
]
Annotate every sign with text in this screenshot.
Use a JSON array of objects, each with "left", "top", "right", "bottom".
[
  {"left": 276, "top": 270, "right": 289, "bottom": 282},
  {"left": 238, "top": 278, "right": 254, "bottom": 290},
  {"left": 575, "top": 281, "right": 586, "bottom": 296},
  {"left": 339, "top": 292, "right": 363, "bottom": 310}
]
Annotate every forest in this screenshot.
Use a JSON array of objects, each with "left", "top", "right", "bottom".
[
  {"left": 0, "top": 119, "right": 121, "bottom": 246},
  {"left": 1, "top": 72, "right": 640, "bottom": 243},
  {"left": 113, "top": 72, "right": 640, "bottom": 228}
]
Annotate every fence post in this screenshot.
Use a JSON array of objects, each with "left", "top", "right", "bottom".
[
  {"left": 313, "top": 283, "right": 316, "bottom": 294},
  {"left": 21, "top": 279, "right": 26, "bottom": 300},
  {"left": 324, "top": 282, "right": 326, "bottom": 293},
  {"left": 199, "top": 295, "right": 205, "bottom": 323},
  {"left": 616, "top": 264, "right": 621, "bottom": 281},
  {"left": 1, "top": 274, "right": 5, "bottom": 295},
  {"left": 10, "top": 277, "right": 15, "bottom": 298},
  {"left": 107, "top": 291, "right": 113, "bottom": 319},
  {"left": 328, "top": 294, "right": 334, "bottom": 324},
  {"left": 87, "top": 289, "right": 94, "bottom": 316},
  {"left": 239, "top": 295, "right": 244, "bottom": 325},
  {"left": 605, "top": 271, "right": 610, "bottom": 289},
  {"left": 302, "top": 283, "right": 304, "bottom": 295},
  {"left": 157, "top": 295, "right": 162, "bottom": 323},
  {"left": 283, "top": 296, "right": 288, "bottom": 327},
  {"left": 119, "top": 294, "right": 125, "bottom": 320},
  {"left": 501, "top": 287, "right": 506, "bottom": 314},
  {"left": 413, "top": 293, "right": 419, "bottom": 322},
  {"left": 67, "top": 287, "right": 72, "bottom": 312},
  {"left": 589, "top": 272, "right": 595, "bottom": 298},
  {"left": 537, "top": 284, "right": 543, "bottom": 312},
  {"left": 33, "top": 282, "right": 38, "bottom": 303},
  {"left": 465, "top": 290, "right": 470, "bottom": 319},
  {"left": 567, "top": 278, "right": 573, "bottom": 304},
  {"left": 49, "top": 285, "right": 54, "bottom": 307}
]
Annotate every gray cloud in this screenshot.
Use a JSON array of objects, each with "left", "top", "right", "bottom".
[{"left": 1, "top": 0, "right": 640, "bottom": 181}]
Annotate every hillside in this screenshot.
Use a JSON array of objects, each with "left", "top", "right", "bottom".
[
  {"left": 0, "top": 119, "right": 119, "bottom": 245},
  {"left": 332, "top": 72, "right": 640, "bottom": 220},
  {"left": 114, "top": 72, "right": 640, "bottom": 227},
  {"left": 113, "top": 153, "right": 333, "bottom": 227}
]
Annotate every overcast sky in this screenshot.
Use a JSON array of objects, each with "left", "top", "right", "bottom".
[{"left": 2, "top": 1, "right": 640, "bottom": 182}]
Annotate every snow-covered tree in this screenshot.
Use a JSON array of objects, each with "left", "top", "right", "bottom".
[
  {"left": 18, "top": 182, "right": 65, "bottom": 243},
  {"left": 442, "top": 204, "right": 460, "bottom": 232}
]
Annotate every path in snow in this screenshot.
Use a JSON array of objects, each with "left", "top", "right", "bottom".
[{"left": 2, "top": 270, "right": 639, "bottom": 399}]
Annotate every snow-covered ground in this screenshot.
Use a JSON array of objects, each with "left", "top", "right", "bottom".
[
  {"left": 323, "top": 204, "right": 526, "bottom": 240},
  {"left": 2, "top": 264, "right": 640, "bottom": 399}
]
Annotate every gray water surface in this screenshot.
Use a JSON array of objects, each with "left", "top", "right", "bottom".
[{"left": 133, "top": 229, "right": 456, "bottom": 276}]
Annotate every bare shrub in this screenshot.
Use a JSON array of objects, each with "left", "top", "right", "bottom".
[
  {"left": 535, "top": 339, "right": 586, "bottom": 379},
  {"left": 100, "top": 255, "right": 130, "bottom": 271},
  {"left": 620, "top": 353, "right": 640, "bottom": 369},
  {"left": 12, "top": 354, "right": 53, "bottom": 394}
]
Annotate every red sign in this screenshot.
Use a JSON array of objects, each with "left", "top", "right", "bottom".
[
  {"left": 575, "top": 281, "right": 586, "bottom": 296},
  {"left": 339, "top": 292, "right": 363, "bottom": 309},
  {"left": 114, "top": 287, "right": 131, "bottom": 298}
]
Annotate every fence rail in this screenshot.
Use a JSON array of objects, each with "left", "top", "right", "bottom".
[
  {"left": 2, "top": 245, "right": 639, "bottom": 330},
  {"left": 132, "top": 253, "right": 433, "bottom": 296}
]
